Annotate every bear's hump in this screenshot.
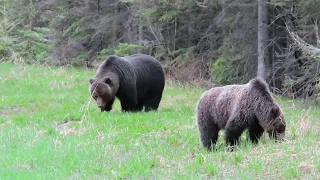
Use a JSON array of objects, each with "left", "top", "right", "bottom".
[
  {"left": 249, "top": 78, "right": 270, "bottom": 93},
  {"left": 98, "top": 55, "right": 128, "bottom": 70},
  {"left": 104, "top": 55, "right": 121, "bottom": 65}
]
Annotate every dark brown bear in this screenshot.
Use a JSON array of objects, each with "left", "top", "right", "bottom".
[
  {"left": 196, "top": 77, "right": 286, "bottom": 150},
  {"left": 89, "top": 54, "right": 165, "bottom": 112}
]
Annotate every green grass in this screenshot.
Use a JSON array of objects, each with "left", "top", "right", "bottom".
[{"left": 1, "top": 62, "right": 320, "bottom": 179}]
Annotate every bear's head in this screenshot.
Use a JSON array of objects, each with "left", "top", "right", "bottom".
[
  {"left": 267, "top": 106, "right": 286, "bottom": 142},
  {"left": 89, "top": 77, "right": 115, "bottom": 112}
]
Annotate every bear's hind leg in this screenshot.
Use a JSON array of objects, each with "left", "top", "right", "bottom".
[
  {"left": 248, "top": 118, "right": 264, "bottom": 144},
  {"left": 196, "top": 110, "right": 219, "bottom": 150},
  {"left": 198, "top": 123, "right": 219, "bottom": 151}
]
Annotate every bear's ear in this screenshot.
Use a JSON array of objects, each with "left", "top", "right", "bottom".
[
  {"left": 103, "top": 77, "right": 113, "bottom": 86},
  {"left": 89, "top": 78, "right": 95, "bottom": 85},
  {"left": 270, "top": 107, "right": 280, "bottom": 119}
]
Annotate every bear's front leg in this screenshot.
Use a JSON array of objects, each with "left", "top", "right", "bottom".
[
  {"left": 118, "top": 95, "right": 138, "bottom": 112},
  {"left": 116, "top": 85, "right": 139, "bottom": 112},
  {"left": 248, "top": 118, "right": 265, "bottom": 144},
  {"left": 119, "top": 96, "right": 138, "bottom": 112},
  {"left": 225, "top": 116, "right": 247, "bottom": 150},
  {"left": 121, "top": 103, "right": 138, "bottom": 112}
]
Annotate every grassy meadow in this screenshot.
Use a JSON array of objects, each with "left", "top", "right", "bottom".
[{"left": 1, "top": 62, "right": 320, "bottom": 179}]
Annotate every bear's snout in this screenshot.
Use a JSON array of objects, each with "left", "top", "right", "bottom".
[
  {"left": 276, "top": 132, "right": 285, "bottom": 142},
  {"left": 99, "top": 105, "right": 112, "bottom": 112},
  {"left": 98, "top": 105, "right": 105, "bottom": 111}
]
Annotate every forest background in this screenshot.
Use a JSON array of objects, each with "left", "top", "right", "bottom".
[{"left": 1, "top": 0, "right": 320, "bottom": 100}]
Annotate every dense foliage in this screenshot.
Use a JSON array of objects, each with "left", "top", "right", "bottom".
[{"left": 1, "top": 0, "right": 320, "bottom": 99}]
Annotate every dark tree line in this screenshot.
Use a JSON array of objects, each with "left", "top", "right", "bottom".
[{"left": 1, "top": 0, "right": 320, "bottom": 99}]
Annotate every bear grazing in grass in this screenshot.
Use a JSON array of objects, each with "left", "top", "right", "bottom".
[
  {"left": 196, "top": 77, "right": 286, "bottom": 150},
  {"left": 89, "top": 54, "right": 165, "bottom": 112}
]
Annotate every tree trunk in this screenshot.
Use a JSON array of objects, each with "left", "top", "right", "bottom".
[
  {"left": 112, "top": 3, "right": 120, "bottom": 46},
  {"left": 138, "top": 0, "right": 143, "bottom": 52},
  {"left": 257, "top": 0, "right": 269, "bottom": 80},
  {"left": 315, "top": 19, "right": 320, "bottom": 47},
  {"left": 84, "top": 0, "right": 89, "bottom": 14}
]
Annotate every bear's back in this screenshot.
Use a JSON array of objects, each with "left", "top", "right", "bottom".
[
  {"left": 124, "top": 54, "right": 163, "bottom": 73},
  {"left": 198, "top": 84, "right": 250, "bottom": 128}
]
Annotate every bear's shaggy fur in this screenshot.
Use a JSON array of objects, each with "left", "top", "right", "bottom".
[
  {"left": 89, "top": 54, "right": 165, "bottom": 112},
  {"left": 196, "top": 78, "right": 286, "bottom": 150}
]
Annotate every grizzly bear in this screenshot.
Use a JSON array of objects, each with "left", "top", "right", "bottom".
[
  {"left": 89, "top": 54, "right": 165, "bottom": 112},
  {"left": 196, "top": 78, "right": 286, "bottom": 150}
]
